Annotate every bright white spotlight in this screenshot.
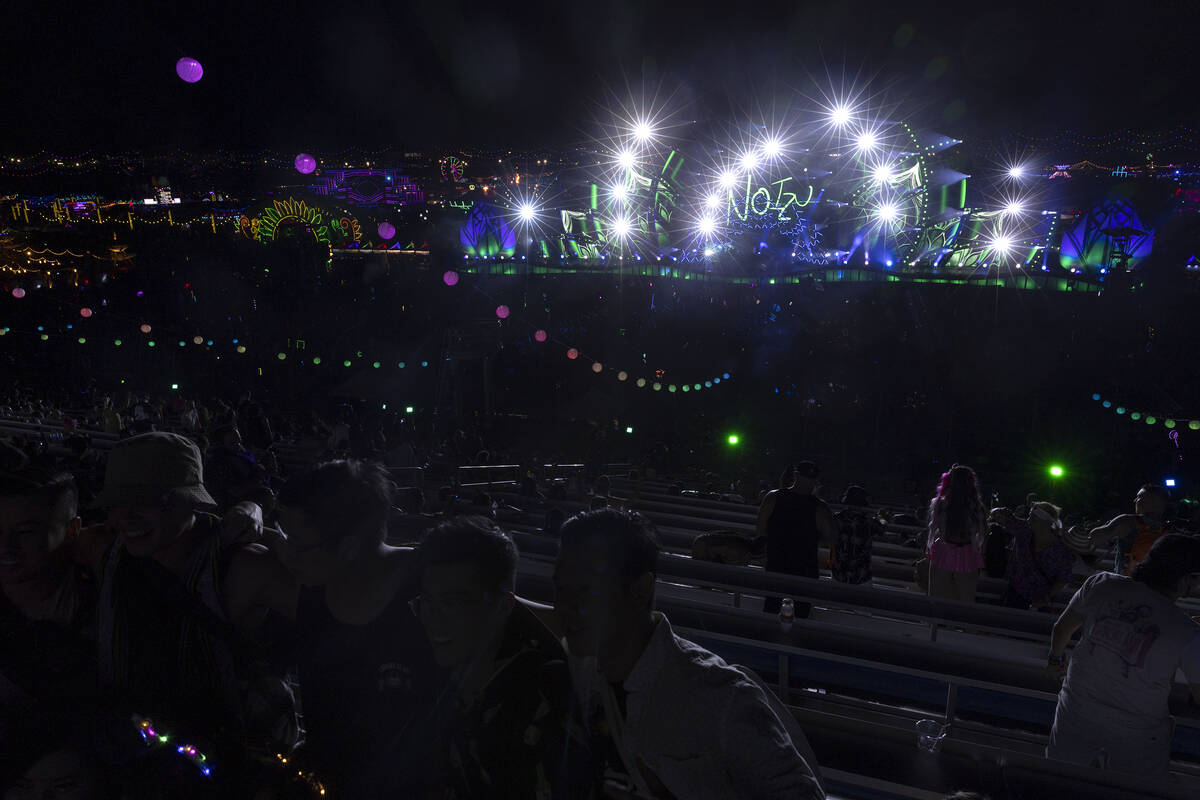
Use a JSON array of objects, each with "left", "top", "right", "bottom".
[
  {"left": 697, "top": 216, "right": 716, "bottom": 236},
  {"left": 855, "top": 130, "right": 879, "bottom": 152},
  {"left": 829, "top": 104, "right": 853, "bottom": 127},
  {"left": 876, "top": 202, "right": 899, "bottom": 223},
  {"left": 633, "top": 120, "right": 655, "bottom": 143},
  {"left": 705, "top": 193, "right": 721, "bottom": 210},
  {"left": 518, "top": 203, "right": 536, "bottom": 222},
  {"left": 617, "top": 150, "right": 636, "bottom": 170},
  {"left": 763, "top": 138, "right": 782, "bottom": 158},
  {"left": 740, "top": 150, "right": 760, "bottom": 171},
  {"left": 612, "top": 217, "right": 632, "bottom": 238},
  {"left": 718, "top": 170, "right": 737, "bottom": 189},
  {"left": 1003, "top": 200, "right": 1024, "bottom": 216},
  {"left": 872, "top": 163, "right": 894, "bottom": 184},
  {"left": 1007, "top": 166, "right": 1025, "bottom": 179},
  {"left": 992, "top": 235, "right": 1014, "bottom": 255},
  {"left": 611, "top": 183, "right": 628, "bottom": 203}
]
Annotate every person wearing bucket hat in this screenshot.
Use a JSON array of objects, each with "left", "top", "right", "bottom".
[
  {"left": 88, "top": 432, "right": 246, "bottom": 738},
  {"left": 1045, "top": 533, "right": 1200, "bottom": 776},
  {"left": 991, "top": 502, "right": 1074, "bottom": 611}
]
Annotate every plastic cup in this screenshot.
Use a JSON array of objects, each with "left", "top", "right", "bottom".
[{"left": 915, "top": 719, "right": 948, "bottom": 753}]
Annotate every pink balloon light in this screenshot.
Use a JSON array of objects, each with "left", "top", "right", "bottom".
[
  {"left": 11, "top": 287, "right": 25, "bottom": 299},
  {"left": 139, "top": 324, "right": 152, "bottom": 334},
  {"left": 443, "top": 271, "right": 459, "bottom": 286},
  {"left": 566, "top": 348, "right": 579, "bottom": 360},
  {"left": 80, "top": 307, "right": 93, "bottom": 318},
  {"left": 591, "top": 362, "right": 603, "bottom": 373},
  {"left": 534, "top": 329, "right": 547, "bottom": 342},
  {"left": 294, "top": 153, "right": 317, "bottom": 175},
  {"left": 175, "top": 57, "right": 204, "bottom": 83},
  {"left": 377, "top": 221, "right": 395, "bottom": 240},
  {"left": 496, "top": 305, "right": 510, "bottom": 319}
]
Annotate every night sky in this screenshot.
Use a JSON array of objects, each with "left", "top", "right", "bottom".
[{"left": 3, "top": 0, "right": 1196, "bottom": 152}]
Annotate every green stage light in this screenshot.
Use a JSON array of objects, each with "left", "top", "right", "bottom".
[
  {"left": 405, "top": 406, "right": 415, "bottom": 413},
  {"left": 727, "top": 434, "right": 740, "bottom": 446},
  {"left": 1049, "top": 465, "right": 1064, "bottom": 478}
]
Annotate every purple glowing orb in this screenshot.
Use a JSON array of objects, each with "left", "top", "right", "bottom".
[
  {"left": 175, "top": 57, "right": 204, "bottom": 83},
  {"left": 294, "top": 153, "right": 317, "bottom": 175},
  {"left": 377, "top": 221, "right": 395, "bottom": 240},
  {"left": 11, "top": 287, "right": 26, "bottom": 299},
  {"left": 443, "top": 271, "right": 459, "bottom": 286},
  {"left": 496, "top": 305, "right": 510, "bottom": 319},
  {"left": 534, "top": 329, "right": 547, "bottom": 342}
]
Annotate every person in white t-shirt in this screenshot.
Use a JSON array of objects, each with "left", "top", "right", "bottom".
[{"left": 1045, "top": 533, "right": 1200, "bottom": 776}]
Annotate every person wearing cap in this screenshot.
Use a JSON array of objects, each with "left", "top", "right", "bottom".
[
  {"left": 87, "top": 432, "right": 249, "bottom": 736},
  {"left": 990, "top": 502, "right": 1074, "bottom": 611},
  {"left": 757, "top": 462, "right": 837, "bottom": 617},
  {"left": 831, "top": 486, "right": 880, "bottom": 585},
  {"left": 1045, "top": 533, "right": 1200, "bottom": 776}
]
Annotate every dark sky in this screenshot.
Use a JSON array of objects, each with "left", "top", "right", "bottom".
[{"left": 3, "top": 0, "right": 1196, "bottom": 152}]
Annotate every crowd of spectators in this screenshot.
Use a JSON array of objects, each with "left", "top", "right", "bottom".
[{"left": 3, "top": 386, "right": 1200, "bottom": 797}]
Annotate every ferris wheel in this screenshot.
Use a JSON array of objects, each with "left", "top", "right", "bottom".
[{"left": 440, "top": 156, "right": 466, "bottom": 182}]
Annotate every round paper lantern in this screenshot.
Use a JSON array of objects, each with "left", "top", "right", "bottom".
[
  {"left": 592, "top": 362, "right": 603, "bottom": 373},
  {"left": 175, "top": 57, "right": 203, "bottom": 83},
  {"left": 294, "top": 153, "right": 317, "bottom": 175},
  {"left": 236, "top": 345, "right": 246, "bottom": 354},
  {"left": 377, "top": 221, "right": 395, "bottom": 240},
  {"left": 566, "top": 348, "right": 579, "bottom": 360},
  {"left": 618, "top": 371, "right": 628, "bottom": 381},
  {"left": 80, "top": 307, "right": 93, "bottom": 318},
  {"left": 534, "top": 329, "right": 547, "bottom": 342},
  {"left": 443, "top": 270, "right": 459, "bottom": 286},
  {"left": 11, "top": 287, "right": 25, "bottom": 299},
  {"left": 636, "top": 378, "right": 647, "bottom": 387},
  {"left": 1191, "top": 421, "right": 1200, "bottom": 431},
  {"left": 495, "top": 305, "right": 510, "bottom": 319},
  {"left": 139, "top": 323, "right": 152, "bottom": 334},
  {"left": 192, "top": 336, "right": 204, "bottom": 345}
]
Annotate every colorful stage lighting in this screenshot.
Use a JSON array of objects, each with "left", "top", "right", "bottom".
[
  {"left": 727, "top": 434, "right": 740, "bottom": 446},
  {"left": 1049, "top": 465, "right": 1064, "bottom": 478},
  {"left": 991, "top": 236, "right": 1014, "bottom": 255},
  {"left": 876, "top": 203, "right": 899, "bottom": 223},
  {"left": 518, "top": 203, "right": 536, "bottom": 222}
]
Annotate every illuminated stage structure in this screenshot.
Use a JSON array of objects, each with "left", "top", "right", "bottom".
[
  {"left": 452, "top": 111, "right": 1182, "bottom": 288},
  {"left": 309, "top": 168, "right": 423, "bottom": 206},
  {"left": 238, "top": 196, "right": 363, "bottom": 262}
]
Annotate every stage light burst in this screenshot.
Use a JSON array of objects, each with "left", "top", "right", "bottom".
[
  {"left": 518, "top": 203, "right": 537, "bottom": 223},
  {"left": 704, "top": 193, "right": 721, "bottom": 210},
  {"left": 763, "top": 137, "right": 782, "bottom": 159},
  {"left": 1007, "top": 166, "right": 1025, "bottom": 179},
  {"left": 616, "top": 150, "right": 636, "bottom": 170},
  {"left": 611, "top": 217, "right": 632, "bottom": 238},
  {"left": 854, "top": 129, "right": 880, "bottom": 152},
  {"left": 611, "top": 183, "right": 629, "bottom": 203},
  {"left": 739, "top": 150, "right": 760, "bottom": 171},
  {"left": 718, "top": 170, "right": 738, "bottom": 189},
  {"left": 991, "top": 234, "right": 1015, "bottom": 255},
  {"left": 876, "top": 202, "right": 899, "bottom": 223},
  {"left": 872, "top": 163, "right": 894, "bottom": 184},
  {"left": 1002, "top": 200, "right": 1024, "bottom": 216},
  {"left": 633, "top": 120, "right": 655, "bottom": 143},
  {"left": 829, "top": 104, "right": 853, "bottom": 128},
  {"left": 697, "top": 216, "right": 716, "bottom": 237}
]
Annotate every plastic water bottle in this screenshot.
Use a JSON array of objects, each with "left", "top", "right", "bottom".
[{"left": 779, "top": 598, "right": 795, "bottom": 630}]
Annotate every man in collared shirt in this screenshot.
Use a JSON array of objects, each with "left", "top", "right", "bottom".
[{"left": 553, "top": 508, "right": 824, "bottom": 799}]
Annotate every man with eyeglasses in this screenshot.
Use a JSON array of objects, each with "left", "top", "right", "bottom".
[{"left": 412, "top": 516, "right": 596, "bottom": 799}]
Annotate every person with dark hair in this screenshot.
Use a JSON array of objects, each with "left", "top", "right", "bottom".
[
  {"left": 1087, "top": 484, "right": 1172, "bottom": 575},
  {"left": 831, "top": 486, "right": 880, "bottom": 585},
  {"left": 413, "top": 516, "right": 593, "bottom": 798},
  {"left": 926, "top": 465, "right": 987, "bottom": 603},
  {"left": 757, "top": 461, "right": 837, "bottom": 616},
  {"left": 0, "top": 461, "right": 99, "bottom": 714},
  {"left": 1045, "top": 533, "right": 1200, "bottom": 776},
  {"left": 554, "top": 508, "right": 823, "bottom": 799},
  {"left": 203, "top": 425, "right": 271, "bottom": 515},
  {"left": 991, "top": 502, "right": 1074, "bottom": 610},
  {"left": 227, "top": 459, "right": 442, "bottom": 797}
]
